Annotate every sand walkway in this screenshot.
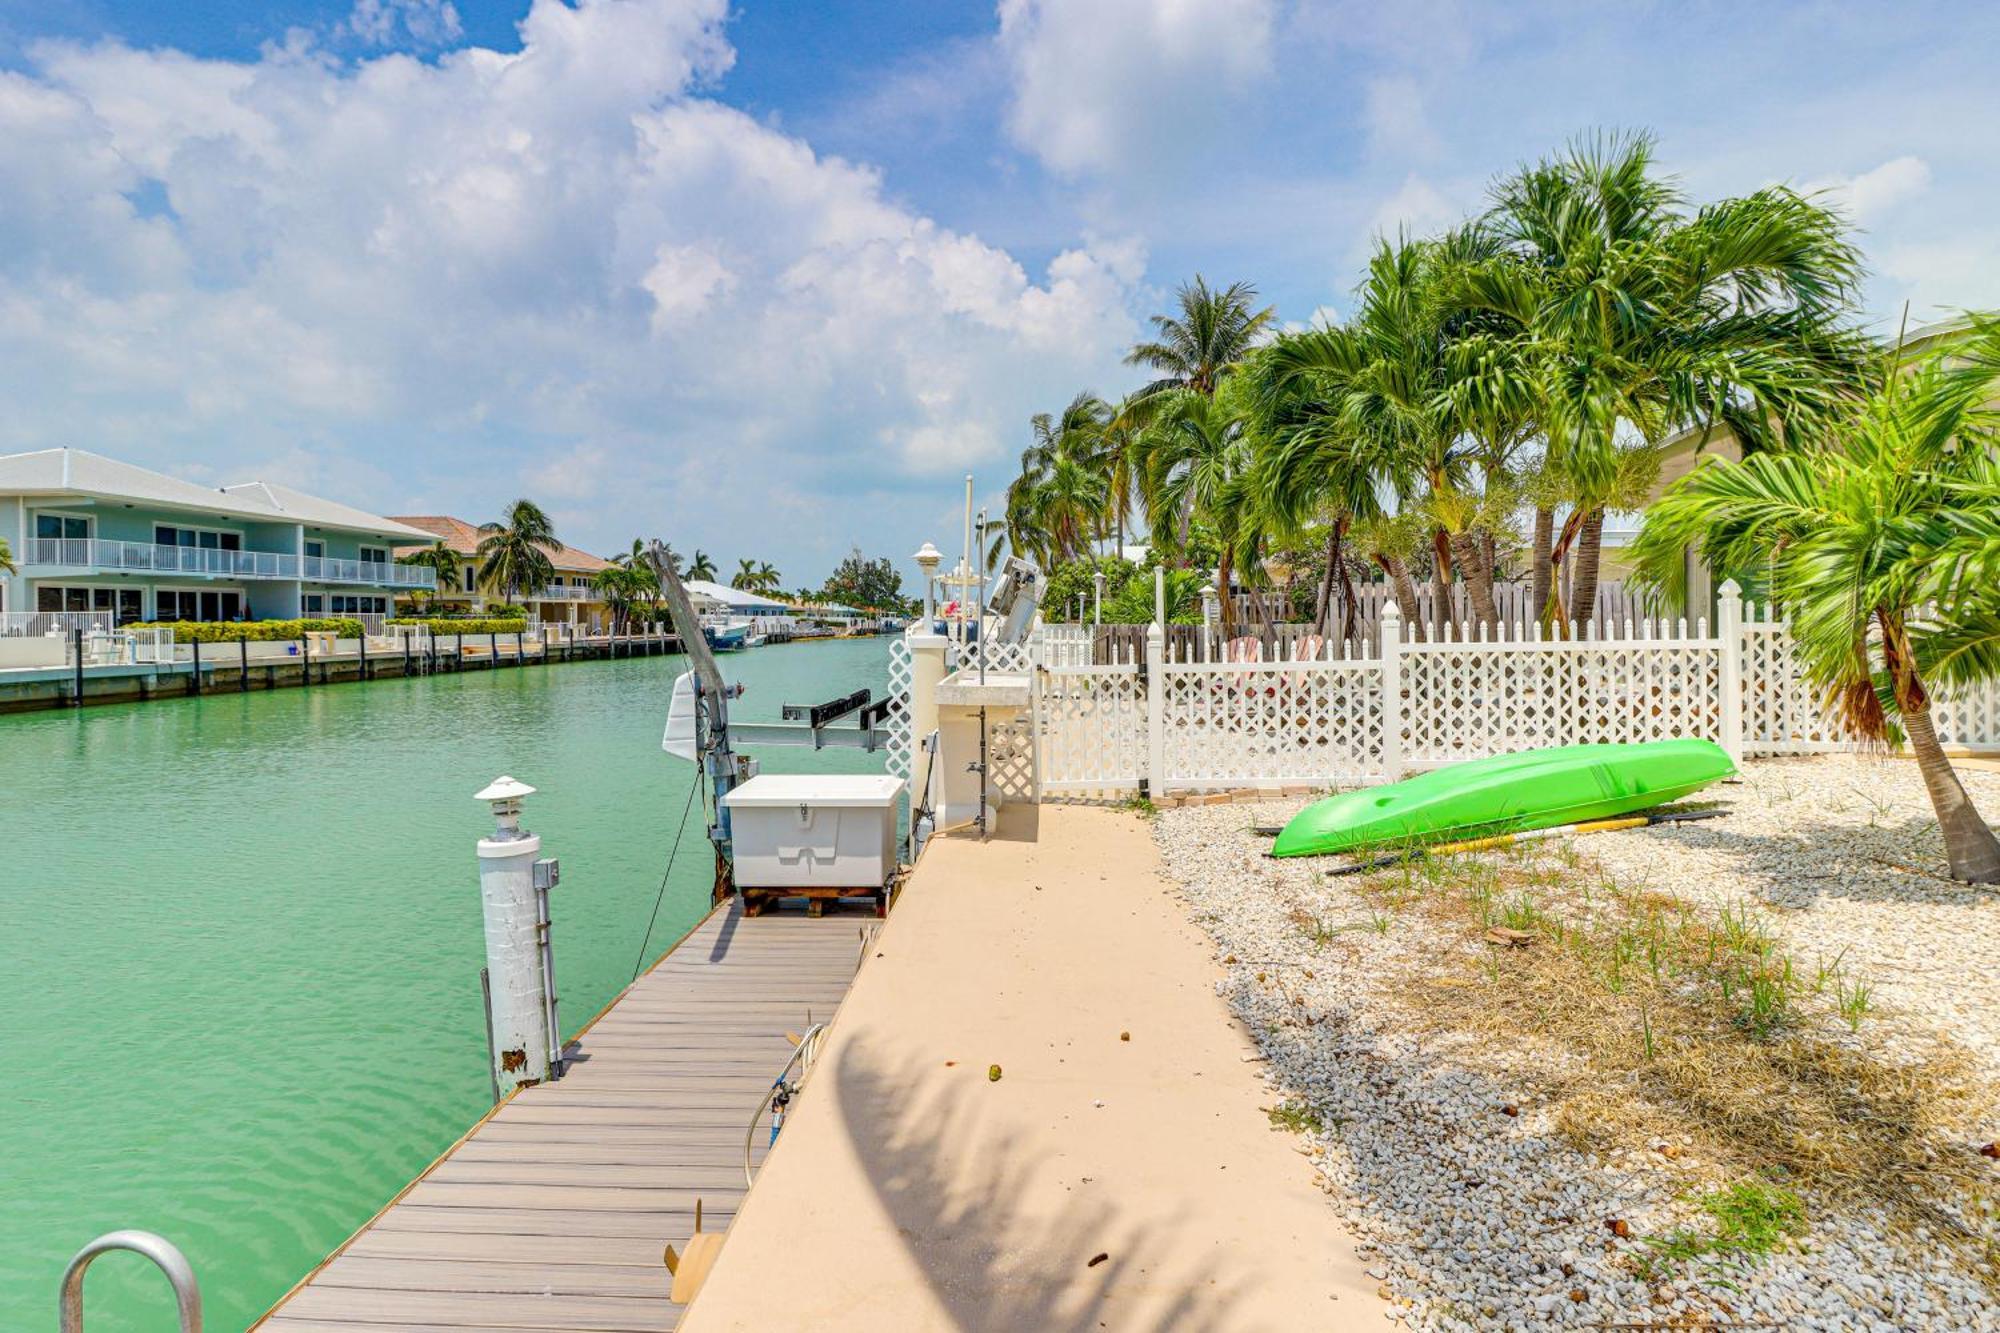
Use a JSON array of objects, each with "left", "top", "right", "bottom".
[{"left": 683, "top": 804, "right": 1375, "bottom": 1332}]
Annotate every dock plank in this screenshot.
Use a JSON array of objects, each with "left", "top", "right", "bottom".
[{"left": 255, "top": 901, "right": 865, "bottom": 1330}]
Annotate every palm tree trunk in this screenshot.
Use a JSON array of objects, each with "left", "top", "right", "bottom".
[
  {"left": 1903, "top": 703, "right": 2000, "bottom": 882},
  {"left": 1376, "top": 554, "right": 1425, "bottom": 644},
  {"left": 1216, "top": 547, "right": 1235, "bottom": 636},
  {"left": 1570, "top": 508, "right": 1605, "bottom": 634},
  {"left": 1449, "top": 529, "right": 1500, "bottom": 634},
  {"left": 1530, "top": 506, "right": 1554, "bottom": 627},
  {"left": 1312, "top": 524, "right": 1339, "bottom": 639}
]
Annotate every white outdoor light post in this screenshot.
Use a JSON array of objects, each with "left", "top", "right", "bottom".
[
  {"left": 1201, "top": 581, "right": 1219, "bottom": 630},
  {"left": 1092, "top": 569, "right": 1106, "bottom": 625},
  {"left": 473, "top": 775, "right": 561, "bottom": 1096},
  {"left": 914, "top": 541, "right": 942, "bottom": 626}
]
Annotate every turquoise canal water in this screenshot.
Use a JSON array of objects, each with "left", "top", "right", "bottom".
[{"left": 0, "top": 637, "right": 892, "bottom": 1330}]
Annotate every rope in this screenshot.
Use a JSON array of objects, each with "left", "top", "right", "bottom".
[{"left": 632, "top": 774, "right": 703, "bottom": 982}]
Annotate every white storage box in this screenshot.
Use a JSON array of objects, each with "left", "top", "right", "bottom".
[{"left": 722, "top": 774, "right": 906, "bottom": 890}]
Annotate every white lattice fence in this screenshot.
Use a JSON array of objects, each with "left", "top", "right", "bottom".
[
  {"left": 1740, "top": 612, "right": 1852, "bottom": 754},
  {"left": 1935, "top": 682, "right": 2000, "bottom": 749},
  {"left": 1159, "top": 659, "right": 1384, "bottom": 789},
  {"left": 1037, "top": 664, "right": 1146, "bottom": 793},
  {"left": 884, "top": 634, "right": 914, "bottom": 782}
]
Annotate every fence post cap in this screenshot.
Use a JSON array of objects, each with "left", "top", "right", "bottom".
[
  {"left": 1380, "top": 601, "right": 1402, "bottom": 621},
  {"left": 1718, "top": 578, "right": 1742, "bottom": 597}
]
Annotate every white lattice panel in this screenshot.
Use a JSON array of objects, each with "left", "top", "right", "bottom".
[
  {"left": 884, "top": 634, "right": 914, "bottom": 780},
  {"left": 988, "top": 713, "right": 1037, "bottom": 802},
  {"left": 1934, "top": 679, "right": 2000, "bottom": 750},
  {"left": 1401, "top": 640, "right": 1721, "bottom": 764},
  {"left": 960, "top": 638, "right": 1033, "bottom": 675},
  {"left": 1160, "top": 660, "right": 1383, "bottom": 788},
  {"left": 1038, "top": 665, "right": 1145, "bottom": 792},
  {"left": 1740, "top": 619, "right": 1853, "bottom": 754}
]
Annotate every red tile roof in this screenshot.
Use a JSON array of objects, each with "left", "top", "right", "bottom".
[{"left": 391, "top": 515, "right": 611, "bottom": 573}]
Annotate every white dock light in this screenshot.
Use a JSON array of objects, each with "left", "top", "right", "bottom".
[
  {"left": 914, "top": 542, "right": 942, "bottom": 625},
  {"left": 1201, "top": 581, "right": 1219, "bottom": 630},
  {"left": 472, "top": 774, "right": 557, "bottom": 1093},
  {"left": 475, "top": 774, "right": 536, "bottom": 840},
  {"left": 1093, "top": 568, "right": 1106, "bottom": 625}
]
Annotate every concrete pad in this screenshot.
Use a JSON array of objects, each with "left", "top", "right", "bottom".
[{"left": 683, "top": 805, "right": 1375, "bottom": 1333}]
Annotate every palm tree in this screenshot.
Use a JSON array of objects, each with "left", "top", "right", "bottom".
[
  {"left": 476, "top": 500, "right": 558, "bottom": 606},
  {"left": 0, "top": 535, "right": 16, "bottom": 577},
  {"left": 1005, "top": 392, "right": 1112, "bottom": 565},
  {"left": 1631, "top": 318, "right": 2000, "bottom": 883},
  {"left": 731, "top": 557, "right": 759, "bottom": 591},
  {"left": 397, "top": 540, "right": 463, "bottom": 611},
  {"left": 685, "top": 550, "right": 717, "bottom": 583},
  {"left": 1465, "top": 131, "right": 1871, "bottom": 630},
  {"left": 1126, "top": 276, "right": 1275, "bottom": 401},
  {"left": 591, "top": 564, "right": 651, "bottom": 633},
  {"left": 751, "top": 561, "right": 781, "bottom": 594},
  {"left": 1141, "top": 389, "right": 1252, "bottom": 633}
]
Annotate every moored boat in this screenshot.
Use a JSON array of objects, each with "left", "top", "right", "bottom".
[{"left": 1271, "top": 739, "right": 1735, "bottom": 858}]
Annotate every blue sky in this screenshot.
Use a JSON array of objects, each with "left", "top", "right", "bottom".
[{"left": 2, "top": 0, "right": 1996, "bottom": 587}]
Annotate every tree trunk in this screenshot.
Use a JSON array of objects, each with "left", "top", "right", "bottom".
[
  {"left": 1570, "top": 508, "right": 1605, "bottom": 635},
  {"left": 1449, "top": 529, "right": 1500, "bottom": 634},
  {"left": 1216, "top": 547, "right": 1235, "bottom": 637},
  {"left": 1430, "top": 528, "right": 1453, "bottom": 642},
  {"left": 1904, "top": 703, "right": 2000, "bottom": 883},
  {"left": 1312, "top": 526, "right": 1338, "bottom": 639},
  {"left": 1376, "top": 554, "right": 1425, "bottom": 644},
  {"left": 1530, "top": 506, "right": 1554, "bottom": 628}
]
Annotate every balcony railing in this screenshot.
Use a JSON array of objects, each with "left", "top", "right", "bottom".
[
  {"left": 304, "top": 556, "right": 434, "bottom": 589},
  {"left": 30, "top": 536, "right": 300, "bottom": 580},
  {"left": 25, "top": 538, "right": 434, "bottom": 588},
  {"left": 533, "top": 585, "right": 596, "bottom": 600}
]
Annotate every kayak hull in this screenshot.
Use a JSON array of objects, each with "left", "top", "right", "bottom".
[{"left": 1270, "top": 740, "right": 1736, "bottom": 858}]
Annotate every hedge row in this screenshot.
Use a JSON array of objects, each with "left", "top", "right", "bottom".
[
  {"left": 129, "top": 618, "right": 366, "bottom": 643},
  {"left": 387, "top": 617, "right": 542, "bottom": 636}
]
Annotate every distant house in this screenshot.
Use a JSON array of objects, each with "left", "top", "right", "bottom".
[
  {"left": 0, "top": 447, "right": 435, "bottom": 623},
  {"left": 390, "top": 515, "right": 612, "bottom": 627},
  {"left": 1597, "top": 317, "right": 1983, "bottom": 608}
]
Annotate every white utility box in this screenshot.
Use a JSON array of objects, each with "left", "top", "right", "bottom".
[{"left": 721, "top": 774, "right": 906, "bottom": 890}]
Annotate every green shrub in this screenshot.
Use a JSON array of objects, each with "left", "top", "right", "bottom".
[
  {"left": 129, "top": 618, "right": 364, "bottom": 643},
  {"left": 410, "top": 603, "right": 528, "bottom": 621},
  {"left": 387, "top": 616, "right": 542, "bottom": 636}
]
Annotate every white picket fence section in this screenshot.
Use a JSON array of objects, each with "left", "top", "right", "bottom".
[{"left": 1024, "top": 583, "right": 2000, "bottom": 797}]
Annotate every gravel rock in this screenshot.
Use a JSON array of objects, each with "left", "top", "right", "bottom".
[{"left": 1151, "top": 754, "right": 2000, "bottom": 1332}]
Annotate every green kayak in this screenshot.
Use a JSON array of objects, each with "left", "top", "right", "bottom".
[{"left": 1271, "top": 739, "right": 1735, "bottom": 858}]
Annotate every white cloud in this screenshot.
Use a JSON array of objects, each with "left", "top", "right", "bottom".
[
  {"left": 1804, "top": 154, "right": 1932, "bottom": 223},
  {"left": 0, "top": 0, "right": 1141, "bottom": 573},
  {"left": 1362, "top": 75, "right": 1436, "bottom": 159},
  {"left": 997, "top": 0, "right": 1276, "bottom": 179},
  {"left": 1369, "top": 173, "right": 1457, "bottom": 239},
  {"left": 348, "top": 0, "right": 464, "bottom": 48}
]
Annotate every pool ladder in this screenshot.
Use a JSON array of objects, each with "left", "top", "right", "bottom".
[{"left": 60, "top": 1230, "right": 201, "bottom": 1331}]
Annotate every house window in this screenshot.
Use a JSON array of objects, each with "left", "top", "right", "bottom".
[
  {"left": 330, "top": 594, "right": 388, "bottom": 615},
  {"left": 36, "top": 514, "right": 91, "bottom": 541},
  {"left": 36, "top": 586, "right": 142, "bottom": 622},
  {"left": 155, "top": 525, "right": 241, "bottom": 551},
  {"left": 305, "top": 539, "right": 325, "bottom": 559},
  {"left": 155, "top": 589, "right": 244, "bottom": 621},
  {"left": 303, "top": 594, "right": 326, "bottom": 615},
  {"left": 463, "top": 567, "right": 476, "bottom": 593},
  {"left": 359, "top": 546, "right": 387, "bottom": 566}
]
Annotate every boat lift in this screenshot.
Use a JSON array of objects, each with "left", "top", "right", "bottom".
[{"left": 643, "top": 541, "right": 894, "bottom": 903}]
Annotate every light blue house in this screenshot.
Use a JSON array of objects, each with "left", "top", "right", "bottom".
[{"left": 0, "top": 448, "right": 436, "bottom": 623}]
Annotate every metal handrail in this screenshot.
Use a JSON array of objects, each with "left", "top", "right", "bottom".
[
  {"left": 743, "top": 1022, "right": 827, "bottom": 1188},
  {"left": 60, "top": 1230, "right": 201, "bottom": 1332}
]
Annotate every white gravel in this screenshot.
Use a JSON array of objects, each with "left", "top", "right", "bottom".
[{"left": 1151, "top": 753, "right": 2000, "bottom": 1332}]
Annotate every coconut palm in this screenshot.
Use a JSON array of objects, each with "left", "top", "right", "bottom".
[
  {"left": 1631, "top": 318, "right": 2000, "bottom": 883},
  {"left": 1466, "top": 131, "right": 1872, "bottom": 628},
  {"left": 731, "top": 557, "right": 760, "bottom": 591},
  {"left": 396, "top": 540, "right": 463, "bottom": 610},
  {"left": 1126, "top": 276, "right": 1275, "bottom": 401},
  {"left": 477, "top": 500, "right": 558, "bottom": 606},
  {"left": 685, "top": 550, "right": 717, "bottom": 582},
  {"left": 0, "top": 535, "right": 16, "bottom": 577},
  {"left": 1005, "top": 392, "right": 1112, "bottom": 565},
  {"left": 1141, "top": 389, "right": 1252, "bottom": 633}
]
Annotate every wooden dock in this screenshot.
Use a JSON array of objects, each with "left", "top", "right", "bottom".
[{"left": 256, "top": 901, "right": 869, "bottom": 1331}]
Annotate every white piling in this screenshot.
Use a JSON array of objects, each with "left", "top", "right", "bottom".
[{"left": 474, "top": 775, "right": 552, "bottom": 1094}]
